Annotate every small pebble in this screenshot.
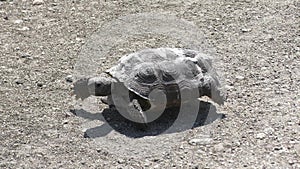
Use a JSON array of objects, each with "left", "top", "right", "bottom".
[
  {"left": 65, "top": 75, "right": 73, "bottom": 83},
  {"left": 18, "top": 27, "right": 30, "bottom": 31},
  {"left": 188, "top": 137, "right": 213, "bottom": 146},
  {"left": 20, "top": 53, "right": 31, "bottom": 58},
  {"left": 152, "top": 158, "right": 159, "bottom": 162},
  {"left": 14, "top": 19, "right": 23, "bottom": 24},
  {"left": 263, "top": 87, "right": 272, "bottom": 92},
  {"left": 76, "top": 37, "right": 82, "bottom": 41},
  {"left": 235, "top": 75, "right": 245, "bottom": 80},
  {"left": 224, "top": 85, "right": 234, "bottom": 90},
  {"left": 33, "top": 0, "right": 44, "bottom": 5},
  {"left": 256, "top": 133, "right": 266, "bottom": 139},
  {"left": 273, "top": 146, "right": 282, "bottom": 151},
  {"left": 117, "top": 159, "right": 125, "bottom": 164},
  {"left": 295, "top": 144, "right": 300, "bottom": 156},
  {"left": 65, "top": 110, "right": 74, "bottom": 117},
  {"left": 144, "top": 160, "right": 151, "bottom": 167},
  {"left": 153, "top": 164, "right": 160, "bottom": 169},
  {"left": 288, "top": 160, "right": 295, "bottom": 165},
  {"left": 213, "top": 143, "right": 225, "bottom": 152},
  {"left": 15, "top": 79, "right": 24, "bottom": 85},
  {"left": 241, "top": 28, "right": 252, "bottom": 32},
  {"left": 62, "top": 120, "right": 68, "bottom": 124},
  {"left": 37, "top": 82, "right": 43, "bottom": 87},
  {"left": 264, "top": 127, "right": 275, "bottom": 135}
]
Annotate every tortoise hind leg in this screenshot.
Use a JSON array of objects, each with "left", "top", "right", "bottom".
[{"left": 127, "top": 99, "right": 148, "bottom": 130}]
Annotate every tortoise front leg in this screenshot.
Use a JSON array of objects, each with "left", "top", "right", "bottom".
[
  {"left": 200, "top": 75, "right": 226, "bottom": 105},
  {"left": 101, "top": 95, "right": 115, "bottom": 109},
  {"left": 127, "top": 99, "right": 148, "bottom": 130}
]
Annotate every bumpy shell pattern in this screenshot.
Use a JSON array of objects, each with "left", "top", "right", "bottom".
[{"left": 107, "top": 48, "right": 218, "bottom": 100}]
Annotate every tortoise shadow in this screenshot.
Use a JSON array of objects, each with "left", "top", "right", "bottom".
[{"left": 72, "top": 101, "right": 225, "bottom": 138}]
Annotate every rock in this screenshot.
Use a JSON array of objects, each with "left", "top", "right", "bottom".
[
  {"left": 268, "top": 37, "right": 274, "bottom": 41},
  {"left": 264, "top": 127, "right": 275, "bottom": 135},
  {"left": 117, "top": 159, "right": 125, "bottom": 164},
  {"left": 213, "top": 143, "right": 225, "bottom": 152},
  {"left": 235, "top": 75, "right": 245, "bottom": 80},
  {"left": 263, "top": 87, "right": 272, "bottom": 92},
  {"left": 65, "top": 75, "right": 73, "bottom": 83},
  {"left": 256, "top": 133, "right": 266, "bottom": 139},
  {"left": 153, "top": 164, "right": 160, "bottom": 169},
  {"left": 224, "top": 85, "right": 234, "bottom": 90},
  {"left": 144, "top": 160, "right": 151, "bottom": 167},
  {"left": 288, "top": 159, "right": 295, "bottom": 165},
  {"left": 76, "top": 37, "right": 82, "bottom": 42},
  {"left": 14, "top": 19, "right": 23, "bottom": 24},
  {"left": 192, "top": 165, "right": 199, "bottom": 169},
  {"left": 37, "top": 82, "right": 43, "bottom": 87},
  {"left": 62, "top": 120, "right": 68, "bottom": 124},
  {"left": 273, "top": 146, "right": 282, "bottom": 151},
  {"left": 241, "top": 28, "right": 252, "bottom": 32},
  {"left": 17, "top": 27, "right": 30, "bottom": 31},
  {"left": 295, "top": 144, "right": 300, "bottom": 156},
  {"left": 20, "top": 53, "right": 31, "bottom": 58},
  {"left": 33, "top": 0, "right": 44, "bottom": 5},
  {"left": 15, "top": 79, "right": 24, "bottom": 85},
  {"left": 188, "top": 137, "right": 213, "bottom": 146}
]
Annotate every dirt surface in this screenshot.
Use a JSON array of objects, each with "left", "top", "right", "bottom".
[{"left": 1, "top": 0, "right": 299, "bottom": 168}]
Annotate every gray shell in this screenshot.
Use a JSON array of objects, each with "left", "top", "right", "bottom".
[{"left": 107, "top": 48, "right": 216, "bottom": 100}]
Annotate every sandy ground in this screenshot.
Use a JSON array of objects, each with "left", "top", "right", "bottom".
[{"left": 0, "top": 0, "right": 299, "bottom": 168}]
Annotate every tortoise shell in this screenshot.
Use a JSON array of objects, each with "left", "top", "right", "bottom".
[{"left": 106, "top": 48, "right": 217, "bottom": 100}]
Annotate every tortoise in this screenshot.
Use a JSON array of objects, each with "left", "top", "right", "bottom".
[{"left": 73, "top": 48, "right": 225, "bottom": 128}]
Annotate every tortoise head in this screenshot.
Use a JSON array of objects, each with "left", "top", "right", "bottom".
[
  {"left": 87, "top": 77, "right": 113, "bottom": 97},
  {"left": 73, "top": 76, "right": 113, "bottom": 100}
]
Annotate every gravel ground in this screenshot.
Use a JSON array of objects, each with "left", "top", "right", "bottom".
[{"left": 1, "top": 0, "right": 299, "bottom": 168}]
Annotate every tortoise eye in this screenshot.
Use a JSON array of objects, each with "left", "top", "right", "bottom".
[{"left": 95, "top": 82, "right": 102, "bottom": 88}]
